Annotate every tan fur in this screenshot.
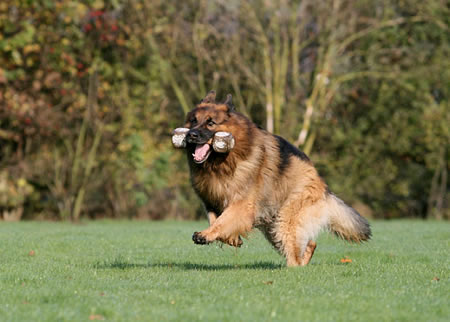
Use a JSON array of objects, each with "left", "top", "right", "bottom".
[{"left": 186, "top": 93, "right": 371, "bottom": 266}]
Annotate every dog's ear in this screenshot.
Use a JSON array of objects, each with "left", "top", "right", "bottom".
[
  {"left": 224, "top": 94, "right": 235, "bottom": 112},
  {"left": 201, "top": 90, "right": 216, "bottom": 104}
]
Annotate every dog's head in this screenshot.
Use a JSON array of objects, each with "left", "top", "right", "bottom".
[{"left": 184, "top": 90, "right": 235, "bottom": 164}]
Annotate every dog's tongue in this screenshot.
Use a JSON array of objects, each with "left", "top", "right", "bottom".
[{"left": 194, "top": 143, "right": 210, "bottom": 162}]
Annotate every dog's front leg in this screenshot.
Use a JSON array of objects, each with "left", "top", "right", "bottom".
[
  {"left": 193, "top": 200, "right": 255, "bottom": 247},
  {"left": 205, "top": 211, "right": 244, "bottom": 247}
]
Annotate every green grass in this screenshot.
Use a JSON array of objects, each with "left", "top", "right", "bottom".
[{"left": 0, "top": 220, "right": 448, "bottom": 321}]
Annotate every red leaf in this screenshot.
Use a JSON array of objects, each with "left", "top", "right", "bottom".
[{"left": 89, "top": 315, "right": 104, "bottom": 320}]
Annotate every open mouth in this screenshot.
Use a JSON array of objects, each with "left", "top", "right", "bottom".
[{"left": 192, "top": 143, "right": 212, "bottom": 164}]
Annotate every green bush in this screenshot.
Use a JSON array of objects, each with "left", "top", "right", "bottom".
[{"left": 0, "top": 0, "right": 448, "bottom": 220}]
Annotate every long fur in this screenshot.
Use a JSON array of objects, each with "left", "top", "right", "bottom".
[{"left": 185, "top": 93, "right": 371, "bottom": 266}]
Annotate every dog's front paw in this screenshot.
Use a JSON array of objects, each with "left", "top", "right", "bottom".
[{"left": 192, "top": 232, "right": 210, "bottom": 245}]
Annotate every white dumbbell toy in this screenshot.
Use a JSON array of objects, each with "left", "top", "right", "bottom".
[
  {"left": 211, "top": 131, "right": 235, "bottom": 153},
  {"left": 171, "top": 128, "right": 190, "bottom": 148}
]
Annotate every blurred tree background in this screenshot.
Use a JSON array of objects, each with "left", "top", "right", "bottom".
[{"left": 0, "top": 0, "right": 448, "bottom": 221}]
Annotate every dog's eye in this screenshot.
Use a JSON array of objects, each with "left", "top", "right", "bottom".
[{"left": 208, "top": 120, "right": 215, "bottom": 127}]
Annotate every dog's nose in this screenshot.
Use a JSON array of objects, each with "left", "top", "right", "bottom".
[{"left": 187, "top": 130, "right": 199, "bottom": 142}]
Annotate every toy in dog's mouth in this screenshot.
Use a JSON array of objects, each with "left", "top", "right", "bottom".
[
  {"left": 193, "top": 143, "right": 212, "bottom": 164},
  {"left": 172, "top": 128, "right": 235, "bottom": 163}
]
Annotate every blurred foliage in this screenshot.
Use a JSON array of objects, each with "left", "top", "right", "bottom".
[
  {"left": 0, "top": 0, "right": 448, "bottom": 220},
  {"left": 0, "top": 171, "right": 34, "bottom": 208}
]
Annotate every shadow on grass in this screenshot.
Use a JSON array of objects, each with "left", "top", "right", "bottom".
[{"left": 94, "top": 259, "right": 283, "bottom": 271}]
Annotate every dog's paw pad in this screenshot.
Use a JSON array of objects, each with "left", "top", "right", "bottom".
[{"left": 192, "top": 232, "right": 209, "bottom": 245}]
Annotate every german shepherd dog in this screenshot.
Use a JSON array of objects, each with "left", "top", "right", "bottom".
[{"left": 184, "top": 91, "right": 370, "bottom": 266}]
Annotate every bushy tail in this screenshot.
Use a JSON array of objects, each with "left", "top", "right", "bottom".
[{"left": 325, "top": 193, "right": 371, "bottom": 242}]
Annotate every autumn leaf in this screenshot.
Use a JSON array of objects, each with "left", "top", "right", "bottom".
[
  {"left": 89, "top": 314, "right": 104, "bottom": 320},
  {"left": 28, "top": 250, "right": 35, "bottom": 256},
  {"left": 340, "top": 257, "right": 352, "bottom": 263},
  {"left": 263, "top": 281, "right": 273, "bottom": 285}
]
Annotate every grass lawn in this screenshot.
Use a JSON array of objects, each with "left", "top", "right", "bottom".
[{"left": 0, "top": 220, "right": 448, "bottom": 321}]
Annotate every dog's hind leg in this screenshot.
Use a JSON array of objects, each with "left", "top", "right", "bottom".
[
  {"left": 300, "top": 240, "right": 317, "bottom": 266},
  {"left": 275, "top": 200, "right": 325, "bottom": 267},
  {"left": 274, "top": 204, "right": 304, "bottom": 267},
  {"left": 276, "top": 229, "right": 309, "bottom": 267}
]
